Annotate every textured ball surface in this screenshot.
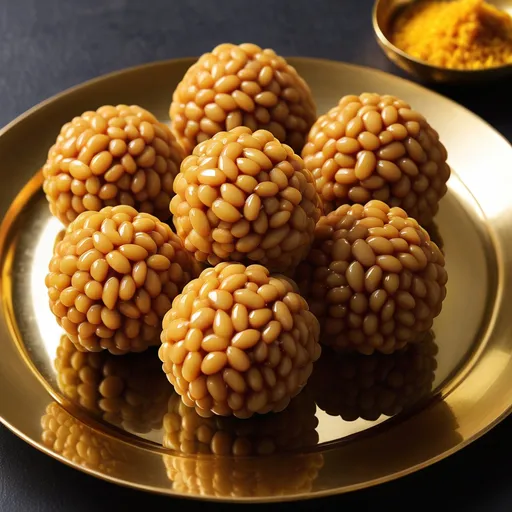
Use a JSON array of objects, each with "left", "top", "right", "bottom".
[
  {"left": 302, "top": 93, "right": 450, "bottom": 225},
  {"left": 46, "top": 206, "right": 198, "bottom": 354},
  {"left": 310, "top": 331, "right": 437, "bottom": 421},
  {"left": 159, "top": 262, "right": 321, "bottom": 418},
  {"left": 43, "top": 104, "right": 184, "bottom": 225},
  {"left": 55, "top": 335, "right": 172, "bottom": 433},
  {"left": 294, "top": 200, "right": 447, "bottom": 354},
  {"left": 171, "top": 127, "right": 323, "bottom": 272},
  {"left": 41, "top": 402, "right": 123, "bottom": 474},
  {"left": 163, "top": 388, "right": 318, "bottom": 455},
  {"left": 170, "top": 43, "right": 316, "bottom": 154}
]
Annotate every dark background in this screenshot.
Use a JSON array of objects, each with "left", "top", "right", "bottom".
[{"left": 0, "top": 0, "right": 511, "bottom": 510}]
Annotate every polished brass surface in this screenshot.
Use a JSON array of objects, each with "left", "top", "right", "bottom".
[
  {"left": 373, "top": 0, "right": 512, "bottom": 83},
  {"left": 0, "top": 57, "right": 511, "bottom": 501}
]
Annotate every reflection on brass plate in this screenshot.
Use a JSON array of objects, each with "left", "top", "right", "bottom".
[
  {"left": 1, "top": 57, "right": 511, "bottom": 502},
  {"left": 310, "top": 332, "right": 437, "bottom": 422},
  {"left": 55, "top": 335, "right": 172, "bottom": 435}
]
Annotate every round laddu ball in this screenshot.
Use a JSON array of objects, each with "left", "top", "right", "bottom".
[
  {"left": 169, "top": 43, "right": 316, "bottom": 155},
  {"left": 55, "top": 335, "right": 173, "bottom": 433},
  {"left": 42, "top": 104, "right": 184, "bottom": 225},
  {"left": 159, "top": 262, "right": 321, "bottom": 418},
  {"left": 310, "top": 331, "right": 437, "bottom": 421},
  {"left": 163, "top": 388, "right": 318, "bottom": 456},
  {"left": 294, "top": 200, "right": 447, "bottom": 355},
  {"left": 41, "top": 402, "right": 124, "bottom": 474},
  {"left": 45, "top": 205, "right": 199, "bottom": 354},
  {"left": 302, "top": 93, "right": 450, "bottom": 225},
  {"left": 170, "top": 126, "right": 323, "bottom": 273}
]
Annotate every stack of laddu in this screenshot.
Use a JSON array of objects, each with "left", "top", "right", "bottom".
[{"left": 42, "top": 42, "right": 449, "bottom": 421}]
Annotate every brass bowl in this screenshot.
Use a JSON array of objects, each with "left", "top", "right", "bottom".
[{"left": 373, "top": 0, "right": 512, "bottom": 83}]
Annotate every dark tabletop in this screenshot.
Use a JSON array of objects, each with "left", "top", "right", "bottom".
[{"left": 1, "top": 0, "right": 511, "bottom": 510}]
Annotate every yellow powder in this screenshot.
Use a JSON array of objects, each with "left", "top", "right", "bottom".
[{"left": 391, "top": 0, "right": 512, "bottom": 69}]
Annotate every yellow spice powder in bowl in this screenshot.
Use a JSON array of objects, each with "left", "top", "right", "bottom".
[{"left": 391, "top": 0, "right": 512, "bottom": 70}]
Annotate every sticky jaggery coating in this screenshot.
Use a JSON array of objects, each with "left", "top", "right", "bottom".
[
  {"left": 310, "top": 331, "right": 437, "bottom": 421},
  {"left": 302, "top": 93, "right": 450, "bottom": 225},
  {"left": 46, "top": 205, "right": 198, "bottom": 354},
  {"left": 170, "top": 43, "right": 316, "bottom": 154},
  {"left": 163, "top": 388, "right": 318, "bottom": 456},
  {"left": 170, "top": 126, "right": 323, "bottom": 273},
  {"left": 159, "top": 262, "right": 321, "bottom": 418},
  {"left": 43, "top": 104, "right": 184, "bottom": 225},
  {"left": 294, "top": 200, "right": 447, "bottom": 355},
  {"left": 41, "top": 402, "right": 124, "bottom": 474},
  {"left": 55, "top": 335, "right": 172, "bottom": 433}
]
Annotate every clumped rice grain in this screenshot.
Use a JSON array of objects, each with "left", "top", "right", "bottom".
[
  {"left": 302, "top": 93, "right": 450, "bottom": 225},
  {"left": 170, "top": 43, "right": 316, "bottom": 154},
  {"left": 294, "top": 200, "right": 447, "bottom": 355},
  {"left": 43, "top": 104, "right": 184, "bottom": 225},
  {"left": 46, "top": 205, "right": 198, "bottom": 354},
  {"left": 171, "top": 126, "right": 323, "bottom": 273},
  {"left": 159, "top": 262, "right": 321, "bottom": 418}
]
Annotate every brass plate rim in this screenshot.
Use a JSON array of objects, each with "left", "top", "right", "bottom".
[{"left": 1, "top": 56, "right": 511, "bottom": 502}]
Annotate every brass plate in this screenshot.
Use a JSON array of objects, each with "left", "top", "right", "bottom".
[{"left": 0, "top": 57, "right": 511, "bottom": 502}]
